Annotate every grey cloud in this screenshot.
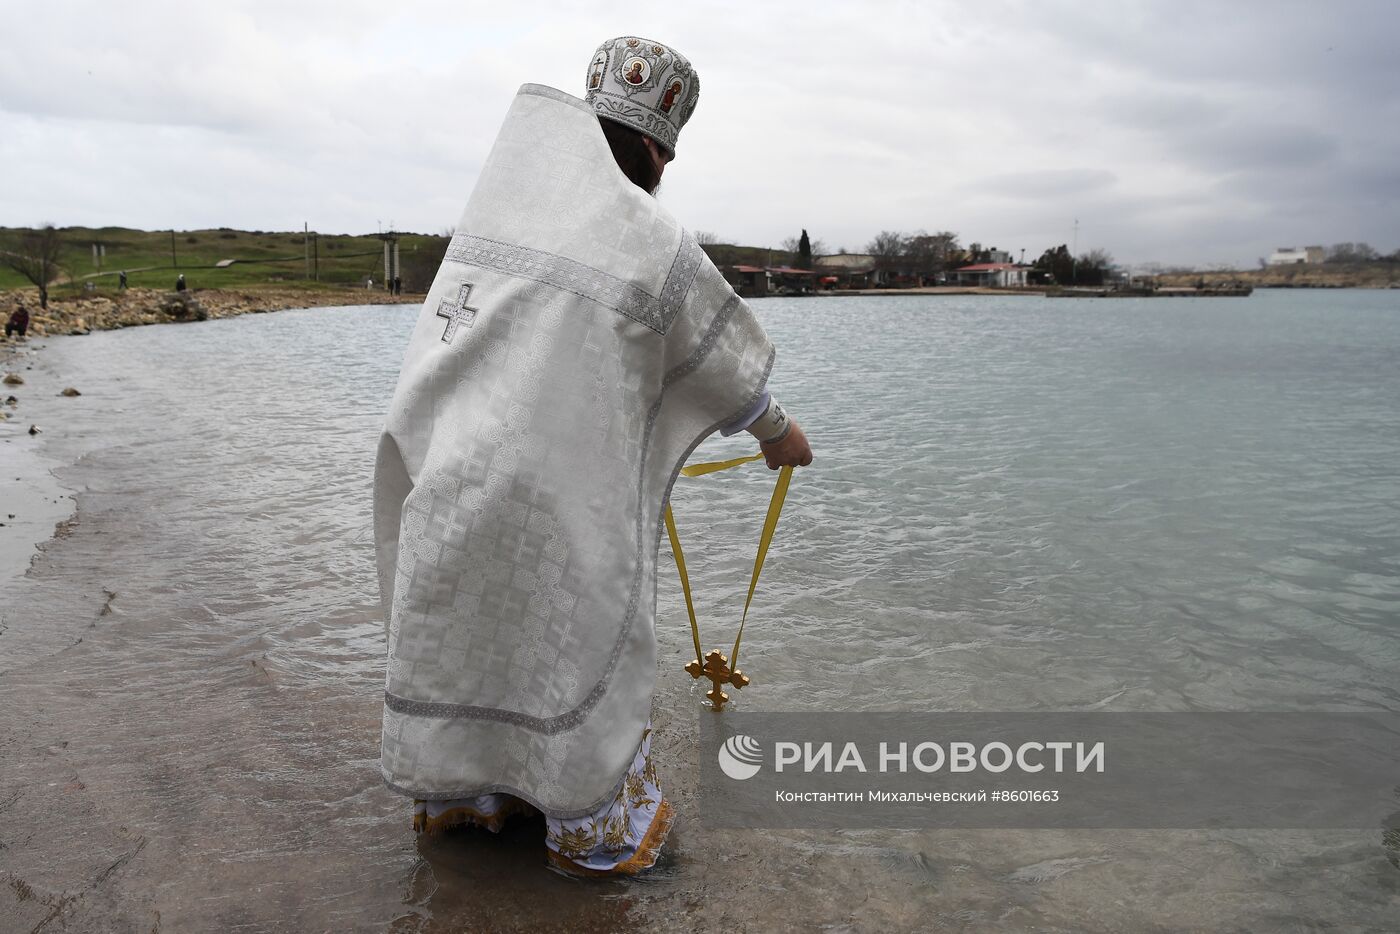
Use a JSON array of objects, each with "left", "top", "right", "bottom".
[
  {"left": 1026, "top": 0, "right": 1400, "bottom": 98},
  {"left": 1172, "top": 122, "right": 1339, "bottom": 173},
  {"left": 1096, "top": 90, "right": 1229, "bottom": 133},
  {"left": 2, "top": 0, "right": 1398, "bottom": 269},
  {"left": 971, "top": 169, "right": 1118, "bottom": 198}
]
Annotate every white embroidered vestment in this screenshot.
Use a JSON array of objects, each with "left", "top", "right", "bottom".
[{"left": 373, "top": 83, "right": 774, "bottom": 817}]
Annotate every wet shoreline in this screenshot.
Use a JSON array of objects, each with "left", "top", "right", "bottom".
[
  {"left": 0, "top": 289, "right": 418, "bottom": 590},
  {"left": 0, "top": 339, "right": 81, "bottom": 595}
]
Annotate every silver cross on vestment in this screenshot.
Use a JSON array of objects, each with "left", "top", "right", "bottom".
[{"left": 436, "top": 283, "right": 480, "bottom": 343}]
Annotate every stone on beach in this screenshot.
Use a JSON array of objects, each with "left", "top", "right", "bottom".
[
  {"left": 28, "top": 424, "right": 40, "bottom": 435},
  {"left": 60, "top": 387, "right": 81, "bottom": 397},
  {"left": 161, "top": 292, "right": 208, "bottom": 322},
  {"left": 3, "top": 373, "right": 23, "bottom": 385}
]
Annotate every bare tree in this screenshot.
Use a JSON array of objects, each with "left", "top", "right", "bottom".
[
  {"left": 1326, "top": 242, "right": 1379, "bottom": 263},
  {"left": 694, "top": 230, "right": 723, "bottom": 246},
  {"left": 3, "top": 224, "right": 65, "bottom": 309},
  {"left": 1077, "top": 248, "right": 1115, "bottom": 285},
  {"left": 1080, "top": 247, "right": 1114, "bottom": 269},
  {"left": 865, "top": 230, "right": 906, "bottom": 258},
  {"left": 905, "top": 230, "right": 961, "bottom": 280},
  {"left": 864, "top": 231, "right": 912, "bottom": 286}
]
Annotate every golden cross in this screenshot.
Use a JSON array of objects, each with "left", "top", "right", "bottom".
[{"left": 684, "top": 648, "right": 750, "bottom": 711}]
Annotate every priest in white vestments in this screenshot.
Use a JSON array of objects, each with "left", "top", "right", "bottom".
[{"left": 373, "top": 35, "right": 812, "bottom": 876}]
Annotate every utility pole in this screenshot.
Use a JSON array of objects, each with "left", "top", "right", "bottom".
[
  {"left": 313, "top": 233, "right": 319, "bottom": 281},
  {"left": 171, "top": 229, "right": 178, "bottom": 268},
  {"left": 304, "top": 222, "right": 310, "bottom": 280},
  {"left": 1071, "top": 219, "right": 1079, "bottom": 284}
]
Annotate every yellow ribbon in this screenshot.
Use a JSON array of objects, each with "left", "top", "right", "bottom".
[{"left": 664, "top": 453, "right": 794, "bottom": 706}]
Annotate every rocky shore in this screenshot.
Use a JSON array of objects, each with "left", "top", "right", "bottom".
[
  {"left": 1154, "top": 263, "right": 1400, "bottom": 290},
  {"left": 1, "top": 285, "right": 421, "bottom": 338}
]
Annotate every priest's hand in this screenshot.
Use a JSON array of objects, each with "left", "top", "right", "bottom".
[{"left": 760, "top": 420, "right": 813, "bottom": 469}]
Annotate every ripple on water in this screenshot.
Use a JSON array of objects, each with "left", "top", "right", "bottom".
[{"left": 1, "top": 293, "right": 1398, "bottom": 929}]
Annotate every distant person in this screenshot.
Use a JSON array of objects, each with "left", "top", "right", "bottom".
[
  {"left": 393, "top": 276, "right": 402, "bottom": 295},
  {"left": 175, "top": 274, "right": 187, "bottom": 292},
  {"left": 119, "top": 270, "right": 128, "bottom": 289},
  {"left": 367, "top": 277, "right": 374, "bottom": 290},
  {"left": 6, "top": 304, "right": 29, "bottom": 339}
]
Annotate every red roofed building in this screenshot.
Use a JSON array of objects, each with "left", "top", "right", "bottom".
[
  {"left": 721, "top": 264, "right": 768, "bottom": 297},
  {"left": 951, "top": 262, "right": 1029, "bottom": 288},
  {"left": 720, "top": 264, "right": 817, "bottom": 297},
  {"left": 767, "top": 266, "right": 817, "bottom": 295},
  {"left": 812, "top": 253, "right": 881, "bottom": 289}
]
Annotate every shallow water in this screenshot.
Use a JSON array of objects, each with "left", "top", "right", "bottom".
[{"left": 1, "top": 290, "right": 1398, "bottom": 931}]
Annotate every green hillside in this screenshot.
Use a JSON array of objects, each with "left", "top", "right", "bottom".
[
  {"left": 0, "top": 226, "right": 801, "bottom": 303},
  {"left": 0, "top": 226, "right": 449, "bottom": 295},
  {"left": 701, "top": 243, "right": 796, "bottom": 268}
]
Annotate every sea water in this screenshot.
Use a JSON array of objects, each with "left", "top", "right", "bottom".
[{"left": 1, "top": 289, "right": 1397, "bottom": 930}]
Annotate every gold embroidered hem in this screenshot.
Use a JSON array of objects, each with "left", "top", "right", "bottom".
[
  {"left": 413, "top": 794, "right": 535, "bottom": 834},
  {"left": 409, "top": 719, "right": 674, "bottom": 877},
  {"left": 547, "top": 798, "right": 675, "bottom": 878}
]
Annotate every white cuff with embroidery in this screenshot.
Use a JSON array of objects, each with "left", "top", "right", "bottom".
[{"left": 747, "top": 396, "right": 791, "bottom": 444}]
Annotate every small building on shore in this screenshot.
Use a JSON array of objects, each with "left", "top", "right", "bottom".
[
  {"left": 950, "top": 262, "right": 1028, "bottom": 287},
  {"left": 767, "top": 266, "right": 816, "bottom": 295},
  {"left": 722, "top": 264, "right": 768, "bottom": 298},
  {"left": 720, "top": 264, "right": 817, "bottom": 297},
  {"left": 1268, "top": 246, "right": 1325, "bottom": 265},
  {"left": 813, "top": 254, "right": 881, "bottom": 289}
]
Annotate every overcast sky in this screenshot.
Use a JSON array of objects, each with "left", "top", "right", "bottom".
[{"left": 3, "top": 0, "right": 1397, "bottom": 268}]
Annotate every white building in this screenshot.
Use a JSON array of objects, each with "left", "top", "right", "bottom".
[
  {"left": 1267, "top": 246, "right": 1325, "bottom": 265},
  {"left": 951, "top": 262, "right": 1028, "bottom": 287}
]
